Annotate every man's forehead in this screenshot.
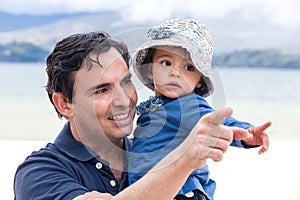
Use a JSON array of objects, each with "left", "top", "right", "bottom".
[
  {"left": 90, "top": 47, "right": 123, "bottom": 68},
  {"left": 76, "top": 53, "right": 129, "bottom": 85}
]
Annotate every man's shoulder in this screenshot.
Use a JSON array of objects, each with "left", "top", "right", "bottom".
[{"left": 17, "top": 142, "right": 67, "bottom": 170}]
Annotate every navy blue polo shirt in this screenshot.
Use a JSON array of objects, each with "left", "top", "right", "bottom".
[{"left": 14, "top": 123, "right": 131, "bottom": 200}]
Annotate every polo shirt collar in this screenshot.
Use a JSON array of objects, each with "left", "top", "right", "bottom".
[
  {"left": 54, "top": 123, "right": 132, "bottom": 162},
  {"left": 54, "top": 123, "right": 94, "bottom": 161}
]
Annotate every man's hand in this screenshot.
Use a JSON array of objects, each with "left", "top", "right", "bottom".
[
  {"left": 73, "top": 191, "right": 113, "bottom": 200},
  {"left": 183, "top": 107, "right": 252, "bottom": 169}
]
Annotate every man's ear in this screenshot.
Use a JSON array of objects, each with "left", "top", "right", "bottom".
[{"left": 52, "top": 92, "right": 73, "bottom": 118}]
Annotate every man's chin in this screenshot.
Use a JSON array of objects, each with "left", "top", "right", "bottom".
[
  {"left": 111, "top": 125, "right": 133, "bottom": 139},
  {"left": 120, "top": 126, "right": 133, "bottom": 137}
]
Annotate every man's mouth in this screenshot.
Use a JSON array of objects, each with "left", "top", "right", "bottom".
[{"left": 108, "top": 113, "right": 129, "bottom": 121}]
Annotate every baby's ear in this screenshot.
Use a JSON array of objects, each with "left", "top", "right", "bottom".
[{"left": 196, "top": 79, "right": 202, "bottom": 88}]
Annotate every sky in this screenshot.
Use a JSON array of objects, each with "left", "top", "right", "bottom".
[{"left": 0, "top": 0, "right": 299, "bottom": 29}]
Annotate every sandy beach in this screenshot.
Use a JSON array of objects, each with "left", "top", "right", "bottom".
[
  {"left": 2, "top": 139, "right": 300, "bottom": 200},
  {"left": 209, "top": 139, "right": 300, "bottom": 200}
]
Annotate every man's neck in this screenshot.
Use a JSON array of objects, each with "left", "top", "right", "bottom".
[
  {"left": 96, "top": 141, "right": 125, "bottom": 184},
  {"left": 69, "top": 122, "right": 125, "bottom": 183}
]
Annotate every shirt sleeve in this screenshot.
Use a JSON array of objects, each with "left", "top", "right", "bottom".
[{"left": 14, "top": 149, "right": 89, "bottom": 200}]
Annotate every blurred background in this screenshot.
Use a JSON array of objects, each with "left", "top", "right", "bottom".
[{"left": 0, "top": 0, "right": 299, "bottom": 199}]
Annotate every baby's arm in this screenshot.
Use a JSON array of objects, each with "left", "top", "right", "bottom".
[{"left": 223, "top": 117, "right": 271, "bottom": 154}]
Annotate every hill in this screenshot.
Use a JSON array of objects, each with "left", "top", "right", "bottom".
[
  {"left": 0, "top": 11, "right": 137, "bottom": 50},
  {"left": 0, "top": 12, "right": 88, "bottom": 32},
  {"left": 213, "top": 49, "right": 300, "bottom": 69},
  {"left": 1, "top": 10, "right": 299, "bottom": 52},
  {"left": 0, "top": 10, "right": 299, "bottom": 68},
  {"left": 1, "top": 41, "right": 299, "bottom": 68},
  {"left": 0, "top": 41, "right": 48, "bottom": 62}
]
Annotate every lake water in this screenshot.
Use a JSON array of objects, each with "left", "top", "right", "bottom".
[{"left": 1, "top": 62, "right": 300, "bottom": 140}]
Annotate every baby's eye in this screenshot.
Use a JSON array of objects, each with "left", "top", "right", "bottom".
[
  {"left": 161, "top": 60, "right": 172, "bottom": 67},
  {"left": 184, "top": 65, "right": 195, "bottom": 71}
]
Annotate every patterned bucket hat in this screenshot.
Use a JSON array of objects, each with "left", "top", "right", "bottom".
[{"left": 133, "top": 18, "right": 214, "bottom": 97}]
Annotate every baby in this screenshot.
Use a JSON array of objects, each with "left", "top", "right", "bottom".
[{"left": 129, "top": 18, "right": 271, "bottom": 200}]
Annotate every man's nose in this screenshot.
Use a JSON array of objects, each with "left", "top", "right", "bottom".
[{"left": 112, "top": 85, "right": 130, "bottom": 107}]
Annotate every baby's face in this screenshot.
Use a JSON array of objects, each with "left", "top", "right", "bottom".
[{"left": 150, "top": 45, "right": 202, "bottom": 98}]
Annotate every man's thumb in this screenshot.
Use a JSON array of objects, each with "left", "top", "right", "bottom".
[
  {"left": 231, "top": 127, "right": 253, "bottom": 140},
  {"left": 209, "top": 107, "right": 233, "bottom": 125}
]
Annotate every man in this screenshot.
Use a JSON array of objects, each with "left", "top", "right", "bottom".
[{"left": 14, "top": 32, "right": 251, "bottom": 199}]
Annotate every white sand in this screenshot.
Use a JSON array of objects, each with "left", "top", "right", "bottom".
[
  {"left": 2, "top": 139, "right": 300, "bottom": 200},
  {"left": 209, "top": 140, "right": 300, "bottom": 200},
  {"left": 0, "top": 140, "right": 49, "bottom": 200}
]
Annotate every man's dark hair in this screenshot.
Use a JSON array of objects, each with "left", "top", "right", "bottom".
[{"left": 45, "top": 32, "right": 130, "bottom": 118}]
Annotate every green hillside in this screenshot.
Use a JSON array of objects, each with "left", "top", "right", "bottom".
[
  {"left": 213, "top": 49, "right": 300, "bottom": 69},
  {"left": 0, "top": 42, "right": 49, "bottom": 62},
  {"left": 0, "top": 42, "right": 299, "bottom": 69}
]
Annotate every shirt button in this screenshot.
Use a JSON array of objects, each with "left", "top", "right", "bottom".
[
  {"left": 110, "top": 180, "right": 116, "bottom": 187},
  {"left": 95, "top": 162, "right": 102, "bottom": 169}
]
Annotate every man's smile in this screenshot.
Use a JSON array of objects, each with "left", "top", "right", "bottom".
[{"left": 108, "top": 112, "right": 130, "bottom": 121}]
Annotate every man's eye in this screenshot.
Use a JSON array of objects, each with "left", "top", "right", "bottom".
[
  {"left": 161, "top": 60, "right": 171, "bottom": 67},
  {"left": 184, "top": 65, "right": 195, "bottom": 71},
  {"left": 95, "top": 88, "right": 108, "bottom": 94},
  {"left": 123, "top": 78, "right": 133, "bottom": 85}
]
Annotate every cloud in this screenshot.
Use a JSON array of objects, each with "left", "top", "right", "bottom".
[
  {"left": 121, "top": 0, "right": 299, "bottom": 28},
  {"left": 0, "top": 0, "right": 299, "bottom": 28},
  {"left": 0, "top": 0, "right": 130, "bottom": 14}
]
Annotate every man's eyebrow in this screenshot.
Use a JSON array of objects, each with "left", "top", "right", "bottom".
[
  {"left": 88, "top": 83, "right": 110, "bottom": 93},
  {"left": 121, "top": 73, "right": 132, "bottom": 83},
  {"left": 87, "top": 73, "right": 132, "bottom": 93}
]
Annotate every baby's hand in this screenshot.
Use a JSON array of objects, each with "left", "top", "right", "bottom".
[{"left": 244, "top": 121, "right": 272, "bottom": 154}]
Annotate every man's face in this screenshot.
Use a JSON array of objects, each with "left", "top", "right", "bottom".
[{"left": 71, "top": 48, "right": 137, "bottom": 146}]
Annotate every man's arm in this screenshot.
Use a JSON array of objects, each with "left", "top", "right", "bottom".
[{"left": 74, "top": 108, "right": 252, "bottom": 200}]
